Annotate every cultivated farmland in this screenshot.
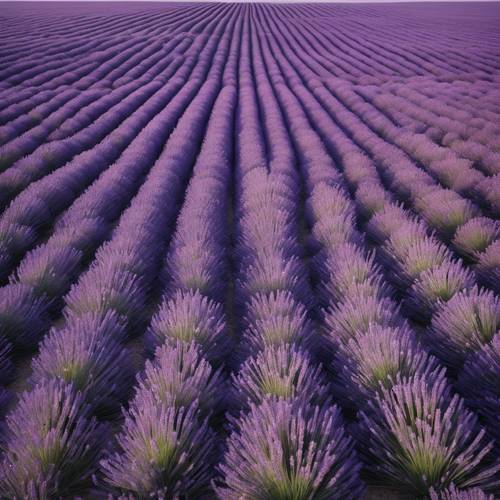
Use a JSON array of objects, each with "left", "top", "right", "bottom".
[{"left": 0, "top": 2, "right": 499, "bottom": 498}]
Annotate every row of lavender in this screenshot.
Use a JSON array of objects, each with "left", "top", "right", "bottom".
[{"left": 1, "top": 2, "right": 499, "bottom": 499}]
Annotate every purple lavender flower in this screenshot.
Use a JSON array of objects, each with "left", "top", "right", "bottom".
[
  {"left": 324, "top": 295, "right": 403, "bottom": 348},
  {"left": 0, "top": 283, "right": 49, "bottom": 350},
  {"left": 306, "top": 182, "right": 355, "bottom": 225},
  {"left": 332, "top": 324, "right": 441, "bottom": 408},
  {"left": 243, "top": 291, "right": 315, "bottom": 355},
  {"left": 477, "top": 174, "right": 500, "bottom": 217},
  {"left": 231, "top": 344, "right": 330, "bottom": 411},
  {"left": 429, "top": 485, "right": 494, "bottom": 500},
  {"left": 429, "top": 287, "right": 499, "bottom": 370},
  {"left": 146, "top": 290, "right": 227, "bottom": 363},
  {"left": 457, "top": 333, "right": 500, "bottom": 444},
  {"left": 30, "top": 311, "right": 131, "bottom": 416},
  {"left": 310, "top": 214, "right": 359, "bottom": 251},
  {"left": 217, "top": 399, "right": 364, "bottom": 499},
  {"left": 49, "top": 218, "right": 108, "bottom": 256},
  {"left": 0, "top": 380, "right": 106, "bottom": 498},
  {"left": 167, "top": 241, "right": 225, "bottom": 300},
  {"left": 452, "top": 217, "right": 500, "bottom": 262},
  {"left": 238, "top": 209, "right": 298, "bottom": 261},
  {"left": 3, "top": 195, "right": 51, "bottom": 229},
  {"left": 357, "top": 371, "right": 498, "bottom": 494},
  {"left": 13, "top": 245, "right": 82, "bottom": 299},
  {"left": 476, "top": 240, "right": 500, "bottom": 295},
  {"left": 405, "top": 260, "right": 475, "bottom": 321},
  {"left": 385, "top": 233, "right": 453, "bottom": 290},
  {"left": 355, "top": 181, "right": 392, "bottom": 219},
  {"left": 132, "top": 340, "right": 224, "bottom": 418},
  {"left": 417, "top": 191, "right": 479, "bottom": 240},
  {"left": 64, "top": 267, "right": 146, "bottom": 332},
  {"left": 241, "top": 254, "right": 309, "bottom": 303},
  {"left": 101, "top": 401, "right": 217, "bottom": 498},
  {"left": 0, "top": 221, "right": 36, "bottom": 279},
  {"left": 365, "top": 204, "right": 410, "bottom": 243},
  {"left": 316, "top": 243, "right": 391, "bottom": 305}
]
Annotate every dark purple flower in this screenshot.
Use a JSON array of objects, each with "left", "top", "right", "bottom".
[
  {"left": 476, "top": 240, "right": 500, "bottom": 295},
  {"left": 429, "top": 484, "right": 494, "bottom": 500},
  {"left": 101, "top": 401, "right": 217, "bottom": 498},
  {"left": 132, "top": 340, "right": 224, "bottom": 418},
  {"left": 0, "top": 283, "right": 49, "bottom": 350},
  {"left": 452, "top": 217, "right": 500, "bottom": 262},
  {"left": 416, "top": 190, "right": 479, "bottom": 240},
  {"left": 146, "top": 290, "right": 227, "bottom": 363},
  {"left": 13, "top": 245, "right": 82, "bottom": 299},
  {"left": 429, "top": 287, "right": 499, "bottom": 370},
  {"left": 332, "top": 324, "right": 441, "bottom": 408},
  {"left": 316, "top": 243, "right": 391, "bottom": 305},
  {"left": 324, "top": 295, "right": 403, "bottom": 348},
  {"left": 231, "top": 344, "right": 329, "bottom": 411},
  {"left": 357, "top": 371, "right": 498, "bottom": 494},
  {"left": 217, "top": 398, "right": 364, "bottom": 499},
  {"left": 405, "top": 260, "right": 475, "bottom": 321},
  {"left": 243, "top": 291, "right": 315, "bottom": 354},
  {"left": 0, "top": 380, "right": 106, "bottom": 498},
  {"left": 30, "top": 311, "right": 131, "bottom": 416},
  {"left": 457, "top": 333, "right": 500, "bottom": 444},
  {"left": 64, "top": 267, "right": 146, "bottom": 332}
]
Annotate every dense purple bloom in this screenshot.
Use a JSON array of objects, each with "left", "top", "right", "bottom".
[
  {"left": 428, "top": 286, "right": 499, "bottom": 370},
  {"left": 13, "top": 245, "right": 82, "bottom": 299},
  {"left": 64, "top": 267, "right": 146, "bottom": 332},
  {"left": 1, "top": 4, "right": 500, "bottom": 497},
  {"left": 306, "top": 182, "right": 355, "bottom": 225},
  {"left": 357, "top": 371, "right": 499, "bottom": 495},
  {"left": 0, "top": 380, "right": 106, "bottom": 499},
  {"left": 0, "top": 283, "right": 49, "bottom": 350},
  {"left": 133, "top": 340, "right": 225, "bottom": 418},
  {"left": 332, "top": 324, "right": 441, "bottom": 408},
  {"left": 49, "top": 218, "right": 108, "bottom": 256},
  {"left": 3, "top": 195, "right": 51, "bottom": 229},
  {"left": 324, "top": 295, "right": 403, "bottom": 347},
  {"left": 355, "top": 181, "right": 392, "bottom": 219},
  {"left": 167, "top": 239, "right": 225, "bottom": 299},
  {"left": 217, "top": 399, "right": 364, "bottom": 499},
  {"left": 30, "top": 311, "right": 131, "bottom": 416},
  {"left": 316, "top": 243, "right": 391, "bottom": 304},
  {"left": 405, "top": 260, "right": 475, "bottom": 320},
  {"left": 457, "top": 333, "right": 500, "bottom": 444},
  {"left": 101, "top": 401, "right": 217, "bottom": 498},
  {"left": 243, "top": 291, "right": 315, "bottom": 355},
  {"left": 416, "top": 191, "right": 479, "bottom": 239},
  {"left": 452, "top": 217, "right": 500, "bottom": 262},
  {"left": 385, "top": 233, "right": 453, "bottom": 289},
  {"left": 240, "top": 254, "right": 310, "bottom": 303},
  {"left": 146, "top": 290, "right": 227, "bottom": 363},
  {"left": 310, "top": 214, "right": 359, "bottom": 251},
  {"left": 0, "top": 221, "right": 36, "bottom": 279},
  {"left": 231, "top": 344, "right": 330, "bottom": 411},
  {"left": 365, "top": 204, "right": 410, "bottom": 243},
  {"left": 429, "top": 485, "right": 494, "bottom": 500},
  {"left": 476, "top": 240, "right": 500, "bottom": 295}
]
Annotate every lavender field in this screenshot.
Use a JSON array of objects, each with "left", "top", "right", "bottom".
[{"left": 0, "top": 2, "right": 499, "bottom": 498}]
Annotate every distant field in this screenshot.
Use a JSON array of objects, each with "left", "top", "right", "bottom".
[{"left": 0, "top": 2, "right": 499, "bottom": 498}]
